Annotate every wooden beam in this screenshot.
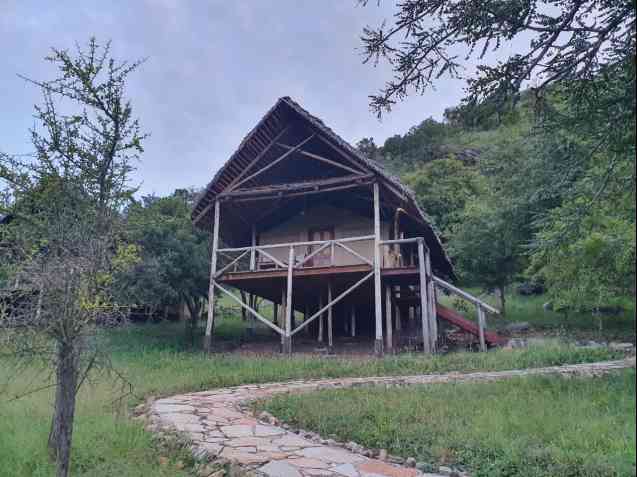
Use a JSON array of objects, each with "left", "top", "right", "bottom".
[
  {"left": 229, "top": 182, "right": 373, "bottom": 203},
  {"left": 230, "top": 134, "right": 315, "bottom": 191},
  {"left": 225, "top": 125, "right": 291, "bottom": 192},
  {"left": 290, "top": 271, "right": 374, "bottom": 337},
  {"left": 350, "top": 305, "right": 356, "bottom": 337},
  {"left": 276, "top": 142, "right": 366, "bottom": 176},
  {"left": 316, "top": 134, "right": 368, "bottom": 174},
  {"left": 373, "top": 182, "right": 383, "bottom": 355},
  {"left": 477, "top": 305, "right": 487, "bottom": 352},
  {"left": 433, "top": 276, "right": 500, "bottom": 315},
  {"left": 425, "top": 250, "right": 437, "bottom": 352},
  {"left": 334, "top": 240, "right": 373, "bottom": 266},
  {"left": 214, "top": 282, "right": 283, "bottom": 335},
  {"left": 417, "top": 238, "right": 432, "bottom": 354},
  {"left": 214, "top": 249, "right": 249, "bottom": 278},
  {"left": 385, "top": 284, "right": 393, "bottom": 353},
  {"left": 204, "top": 200, "right": 220, "bottom": 352},
  {"left": 223, "top": 174, "right": 374, "bottom": 199},
  {"left": 193, "top": 200, "right": 215, "bottom": 225},
  {"left": 250, "top": 224, "right": 257, "bottom": 271},
  {"left": 318, "top": 293, "right": 324, "bottom": 343},
  {"left": 327, "top": 281, "right": 333, "bottom": 350},
  {"left": 283, "top": 245, "right": 294, "bottom": 354}
]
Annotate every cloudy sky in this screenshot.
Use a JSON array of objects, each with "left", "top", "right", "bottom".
[{"left": 1, "top": 1, "right": 520, "bottom": 196}]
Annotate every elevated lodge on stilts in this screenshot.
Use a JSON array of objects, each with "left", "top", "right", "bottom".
[{"left": 192, "top": 97, "right": 503, "bottom": 355}]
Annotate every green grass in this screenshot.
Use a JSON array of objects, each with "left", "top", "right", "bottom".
[
  {"left": 0, "top": 310, "right": 630, "bottom": 477},
  {"left": 261, "top": 370, "right": 636, "bottom": 477}
]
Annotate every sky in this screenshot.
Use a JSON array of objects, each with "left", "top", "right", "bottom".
[{"left": 1, "top": 1, "right": 523, "bottom": 196}]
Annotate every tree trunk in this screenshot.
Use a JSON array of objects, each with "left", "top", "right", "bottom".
[
  {"left": 185, "top": 298, "right": 202, "bottom": 348},
  {"left": 48, "top": 341, "right": 79, "bottom": 477},
  {"left": 496, "top": 284, "right": 506, "bottom": 316},
  {"left": 240, "top": 291, "right": 248, "bottom": 321}
]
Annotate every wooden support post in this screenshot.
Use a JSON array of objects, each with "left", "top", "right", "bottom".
[
  {"left": 273, "top": 302, "right": 278, "bottom": 327},
  {"left": 425, "top": 250, "right": 437, "bottom": 352},
  {"left": 477, "top": 305, "right": 487, "bottom": 352},
  {"left": 247, "top": 294, "right": 255, "bottom": 337},
  {"left": 250, "top": 224, "right": 256, "bottom": 271},
  {"left": 417, "top": 238, "right": 432, "bottom": 354},
  {"left": 283, "top": 246, "right": 294, "bottom": 354},
  {"left": 350, "top": 305, "right": 356, "bottom": 337},
  {"left": 318, "top": 294, "right": 324, "bottom": 343},
  {"left": 204, "top": 200, "right": 220, "bottom": 352},
  {"left": 385, "top": 285, "right": 393, "bottom": 353},
  {"left": 395, "top": 286, "right": 402, "bottom": 331},
  {"left": 327, "top": 281, "right": 333, "bottom": 351},
  {"left": 373, "top": 182, "right": 384, "bottom": 355}
]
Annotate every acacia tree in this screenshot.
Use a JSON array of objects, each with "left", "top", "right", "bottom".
[
  {"left": 0, "top": 39, "right": 146, "bottom": 477},
  {"left": 360, "top": 0, "right": 634, "bottom": 115}
]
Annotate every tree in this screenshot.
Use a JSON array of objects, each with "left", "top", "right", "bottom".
[
  {"left": 360, "top": 0, "right": 634, "bottom": 116},
  {"left": 0, "top": 38, "right": 145, "bottom": 477},
  {"left": 449, "top": 198, "right": 527, "bottom": 314},
  {"left": 115, "top": 190, "right": 210, "bottom": 345},
  {"left": 404, "top": 156, "right": 484, "bottom": 234},
  {"left": 361, "top": 1, "right": 635, "bottom": 310}
]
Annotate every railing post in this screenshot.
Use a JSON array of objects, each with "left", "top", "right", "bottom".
[
  {"left": 373, "top": 182, "right": 384, "bottom": 355},
  {"left": 477, "top": 305, "right": 487, "bottom": 352},
  {"left": 425, "top": 249, "right": 437, "bottom": 352},
  {"left": 283, "top": 245, "right": 294, "bottom": 354},
  {"left": 250, "top": 224, "right": 256, "bottom": 271},
  {"left": 417, "top": 238, "right": 432, "bottom": 354},
  {"left": 330, "top": 240, "right": 335, "bottom": 266},
  {"left": 204, "top": 200, "right": 220, "bottom": 352}
]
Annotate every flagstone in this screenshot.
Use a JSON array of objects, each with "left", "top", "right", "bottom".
[
  {"left": 357, "top": 461, "right": 419, "bottom": 477},
  {"left": 220, "top": 424, "right": 255, "bottom": 438},
  {"left": 259, "top": 460, "right": 303, "bottom": 477},
  {"left": 301, "top": 447, "right": 366, "bottom": 464}
]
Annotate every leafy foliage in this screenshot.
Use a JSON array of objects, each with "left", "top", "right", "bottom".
[{"left": 115, "top": 189, "right": 210, "bottom": 327}]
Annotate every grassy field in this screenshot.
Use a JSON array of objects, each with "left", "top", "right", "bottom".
[
  {"left": 261, "top": 370, "right": 636, "bottom": 477},
  {"left": 0, "top": 310, "right": 628, "bottom": 477}
]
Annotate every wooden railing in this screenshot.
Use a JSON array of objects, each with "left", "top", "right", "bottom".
[
  {"left": 214, "top": 234, "right": 499, "bottom": 353},
  {"left": 216, "top": 235, "right": 375, "bottom": 275}
]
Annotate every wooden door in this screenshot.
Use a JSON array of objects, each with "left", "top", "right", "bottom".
[{"left": 308, "top": 227, "right": 335, "bottom": 267}]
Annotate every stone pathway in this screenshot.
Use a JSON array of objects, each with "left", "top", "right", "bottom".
[{"left": 147, "top": 358, "right": 634, "bottom": 477}]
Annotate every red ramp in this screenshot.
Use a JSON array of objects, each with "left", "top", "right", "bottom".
[{"left": 437, "top": 304, "right": 505, "bottom": 346}]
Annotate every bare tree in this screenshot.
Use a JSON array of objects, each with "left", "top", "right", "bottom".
[{"left": 0, "top": 38, "right": 146, "bottom": 477}]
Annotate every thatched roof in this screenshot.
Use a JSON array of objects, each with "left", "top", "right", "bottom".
[{"left": 192, "top": 96, "right": 453, "bottom": 278}]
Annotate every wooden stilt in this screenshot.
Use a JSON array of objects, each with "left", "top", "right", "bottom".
[
  {"left": 385, "top": 284, "right": 393, "bottom": 353},
  {"left": 395, "top": 286, "right": 402, "bottom": 331},
  {"left": 417, "top": 238, "right": 432, "bottom": 354},
  {"left": 373, "top": 182, "right": 384, "bottom": 355},
  {"left": 477, "top": 305, "right": 487, "bottom": 352},
  {"left": 327, "top": 281, "right": 333, "bottom": 351},
  {"left": 318, "top": 294, "right": 324, "bottom": 343},
  {"left": 425, "top": 250, "right": 437, "bottom": 352},
  {"left": 350, "top": 305, "right": 356, "bottom": 337},
  {"left": 273, "top": 302, "right": 278, "bottom": 327},
  {"left": 204, "top": 200, "right": 220, "bottom": 352},
  {"left": 283, "top": 245, "right": 294, "bottom": 354}
]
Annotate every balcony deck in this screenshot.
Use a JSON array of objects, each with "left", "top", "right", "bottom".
[{"left": 219, "top": 264, "right": 418, "bottom": 283}]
